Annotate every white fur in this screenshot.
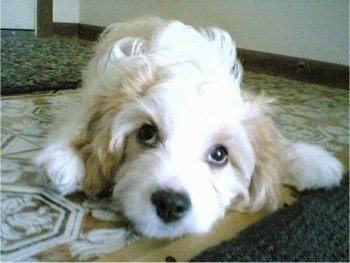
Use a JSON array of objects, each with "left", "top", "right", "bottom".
[
  {"left": 35, "top": 107, "right": 86, "bottom": 195},
  {"left": 110, "top": 83, "right": 254, "bottom": 237},
  {"left": 36, "top": 17, "right": 343, "bottom": 238},
  {"left": 283, "top": 142, "right": 343, "bottom": 191},
  {"left": 36, "top": 142, "right": 84, "bottom": 195}
]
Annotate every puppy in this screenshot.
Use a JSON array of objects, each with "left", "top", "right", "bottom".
[{"left": 36, "top": 17, "right": 343, "bottom": 238}]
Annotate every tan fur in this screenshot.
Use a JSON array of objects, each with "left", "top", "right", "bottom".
[
  {"left": 72, "top": 92, "right": 128, "bottom": 199},
  {"left": 235, "top": 95, "right": 289, "bottom": 211},
  {"left": 74, "top": 64, "right": 161, "bottom": 198}
]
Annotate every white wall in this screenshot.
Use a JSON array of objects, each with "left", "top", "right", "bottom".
[
  {"left": 1, "top": 0, "right": 36, "bottom": 29},
  {"left": 64, "top": 0, "right": 349, "bottom": 65},
  {"left": 53, "top": 0, "right": 79, "bottom": 23}
]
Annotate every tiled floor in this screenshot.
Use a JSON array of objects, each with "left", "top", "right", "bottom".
[{"left": 1, "top": 71, "right": 348, "bottom": 261}]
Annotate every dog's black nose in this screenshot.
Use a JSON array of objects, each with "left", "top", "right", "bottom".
[{"left": 151, "top": 189, "right": 191, "bottom": 223}]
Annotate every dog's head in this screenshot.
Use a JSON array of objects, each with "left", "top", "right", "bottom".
[{"left": 76, "top": 18, "right": 283, "bottom": 238}]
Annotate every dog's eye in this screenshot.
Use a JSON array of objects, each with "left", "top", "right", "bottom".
[
  {"left": 207, "top": 144, "right": 228, "bottom": 166},
  {"left": 138, "top": 124, "right": 158, "bottom": 147}
]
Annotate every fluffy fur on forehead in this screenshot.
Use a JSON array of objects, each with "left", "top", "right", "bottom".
[{"left": 83, "top": 17, "right": 242, "bottom": 95}]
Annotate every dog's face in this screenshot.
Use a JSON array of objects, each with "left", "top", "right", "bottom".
[
  {"left": 109, "top": 75, "right": 256, "bottom": 238},
  {"left": 78, "top": 19, "right": 282, "bottom": 238}
]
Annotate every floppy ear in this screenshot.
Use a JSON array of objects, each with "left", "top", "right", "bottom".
[
  {"left": 239, "top": 96, "right": 287, "bottom": 211},
  {"left": 72, "top": 96, "right": 127, "bottom": 200},
  {"left": 76, "top": 141, "right": 121, "bottom": 200}
]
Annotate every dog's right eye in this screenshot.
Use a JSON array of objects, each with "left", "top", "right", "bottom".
[
  {"left": 138, "top": 124, "right": 158, "bottom": 147},
  {"left": 207, "top": 144, "right": 228, "bottom": 167}
]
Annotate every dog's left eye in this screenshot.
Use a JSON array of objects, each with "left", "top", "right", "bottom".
[
  {"left": 138, "top": 124, "right": 158, "bottom": 147},
  {"left": 207, "top": 144, "right": 228, "bottom": 166}
]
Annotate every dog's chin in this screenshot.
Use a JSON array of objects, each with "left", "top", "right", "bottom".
[
  {"left": 129, "top": 212, "right": 207, "bottom": 239},
  {"left": 121, "top": 203, "right": 216, "bottom": 239},
  {"left": 114, "top": 182, "right": 220, "bottom": 239}
]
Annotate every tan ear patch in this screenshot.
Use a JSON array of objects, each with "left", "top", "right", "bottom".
[{"left": 237, "top": 96, "right": 289, "bottom": 212}]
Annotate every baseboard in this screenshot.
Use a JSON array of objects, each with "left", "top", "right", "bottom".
[
  {"left": 1, "top": 29, "right": 35, "bottom": 38},
  {"left": 52, "top": 22, "right": 103, "bottom": 40},
  {"left": 237, "top": 49, "right": 349, "bottom": 90},
  {"left": 78, "top": 24, "right": 104, "bottom": 41},
  {"left": 52, "top": 22, "right": 349, "bottom": 90},
  {"left": 52, "top": 23, "right": 79, "bottom": 37}
]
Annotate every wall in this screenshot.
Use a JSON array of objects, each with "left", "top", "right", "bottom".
[
  {"left": 67, "top": 0, "right": 349, "bottom": 65},
  {"left": 53, "top": 0, "right": 79, "bottom": 23},
  {"left": 1, "top": 0, "right": 36, "bottom": 29}
]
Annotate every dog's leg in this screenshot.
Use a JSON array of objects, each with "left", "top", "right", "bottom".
[
  {"left": 282, "top": 142, "right": 343, "bottom": 191},
  {"left": 35, "top": 122, "right": 85, "bottom": 195}
]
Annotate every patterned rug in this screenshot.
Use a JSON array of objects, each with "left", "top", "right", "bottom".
[
  {"left": 1, "top": 37, "right": 94, "bottom": 95},
  {"left": 1, "top": 70, "right": 349, "bottom": 261}
]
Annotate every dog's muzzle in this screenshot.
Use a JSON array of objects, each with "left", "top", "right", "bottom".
[{"left": 151, "top": 189, "right": 191, "bottom": 223}]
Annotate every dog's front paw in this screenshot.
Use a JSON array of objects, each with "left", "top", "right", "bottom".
[
  {"left": 284, "top": 143, "right": 344, "bottom": 191},
  {"left": 35, "top": 143, "right": 84, "bottom": 195}
]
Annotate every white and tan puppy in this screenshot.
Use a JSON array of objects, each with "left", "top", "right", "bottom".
[{"left": 36, "top": 17, "right": 343, "bottom": 238}]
